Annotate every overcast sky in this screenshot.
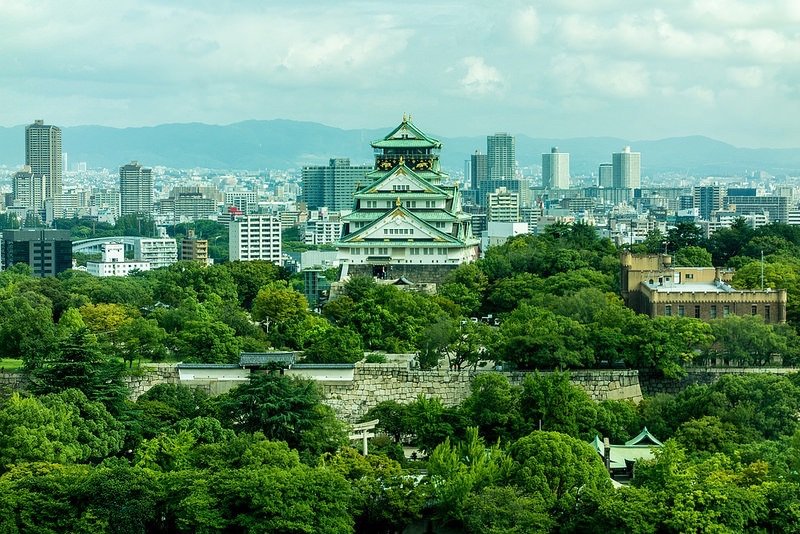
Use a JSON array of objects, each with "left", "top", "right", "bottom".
[{"left": 2, "top": 1, "right": 799, "bottom": 147}]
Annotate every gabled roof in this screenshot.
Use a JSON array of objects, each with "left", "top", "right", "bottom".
[
  {"left": 240, "top": 351, "right": 295, "bottom": 367},
  {"left": 338, "top": 205, "right": 463, "bottom": 245},
  {"left": 625, "top": 427, "right": 664, "bottom": 447},
  {"left": 371, "top": 116, "right": 442, "bottom": 149},
  {"left": 356, "top": 163, "right": 449, "bottom": 197}
]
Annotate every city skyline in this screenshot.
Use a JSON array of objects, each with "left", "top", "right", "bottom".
[{"left": 1, "top": 1, "right": 799, "bottom": 149}]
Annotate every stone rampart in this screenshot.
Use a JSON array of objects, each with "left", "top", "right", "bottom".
[
  {"left": 321, "top": 364, "right": 643, "bottom": 422},
  {"left": 124, "top": 364, "right": 181, "bottom": 400},
  {"left": 640, "top": 367, "right": 799, "bottom": 396}
]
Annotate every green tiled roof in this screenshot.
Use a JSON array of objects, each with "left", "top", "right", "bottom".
[{"left": 371, "top": 117, "right": 441, "bottom": 149}]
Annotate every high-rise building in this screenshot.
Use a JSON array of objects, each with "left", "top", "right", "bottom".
[
  {"left": 470, "top": 151, "right": 488, "bottom": 191},
  {"left": 302, "top": 158, "right": 371, "bottom": 211},
  {"left": 487, "top": 187, "right": 520, "bottom": 222},
  {"left": 25, "top": 120, "right": 62, "bottom": 213},
  {"left": 119, "top": 161, "right": 153, "bottom": 216},
  {"left": 612, "top": 147, "right": 641, "bottom": 189},
  {"left": 229, "top": 214, "right": 282, "bottom": 264},
  {"left": 542, "top": 147, "right": 570, "bottom": 189},
  {"left": 1, "top": 229, "right": 72, "bottom": 277},
  {"left": 12, "top": 165, "right": 47, "bottom": 212},
  {"left": 598, "top": 163, "right": 614, "bottom": 188},
  {"left": 487, "top": 133, "right": 516, "bottom": 180},
  {"left": 693, "top": 186, "right": 725, "bottom": 221}
]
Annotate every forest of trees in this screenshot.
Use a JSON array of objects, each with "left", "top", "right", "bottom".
[{"left": 3, "top": 219, "right": 800, "bottom": 530}]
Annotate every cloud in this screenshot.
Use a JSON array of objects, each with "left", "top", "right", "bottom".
[
  {"left": 727, "top": 66, "right": 765, "bottom": 89},
  {"left": 510, "top": 6, "right": 540, "bottom": 46},
  {"left": 459, "top": 56, "right": 504, "bottom": 97}
]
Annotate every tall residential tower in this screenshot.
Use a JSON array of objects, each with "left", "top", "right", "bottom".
[
  {"left": 542, "top": 147, "right": 570, "bottom": 189},
  {"left": 612, "top": 146, "right": 641, "bottom": 189},
  {"left": 119, "top": 161, "right": 154, "bottom": 216},
  {"left": 25, "top": 120, "right": 62, "bottom": 213},
  {"left": 487, "top": 133, "right": 516, "bottom": 180}
]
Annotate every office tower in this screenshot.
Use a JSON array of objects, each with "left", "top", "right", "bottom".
[
  {"left": 470, "top": 151, "right": 488, "bottom": 190},
  {"left": 119, "top": 161, "right": 154, "bottom": 216},
  {"left": 487, "top": 187, "right": 520, "bottom": 222},
  {"left": 487, "top": 133, "right": 516, "bottom": 180},
  {"left": 598, "top": 163, "right": 614, "bottom": 188},
  {"left": 12, "top": 165, "right": 47, "bottom": 212},
  {"left": 612, "top": 146, "right": 641, "bottom": 189},
  {"left": 301, "top": 158, "right": 372, "bottom": 211},
  {"left": 25, "top": 120, "right": 62, "bottom": 212},
  {"left": 1, "top": 229, "right": 72, "bottom": 277},
  {"left": 693, "top": 186, "right": 725, "bottom": 221},
  {"left": 229, "top": 214, "right": 282, "bottom": 264},
  {"left": 542, "top": 147, "right": 570, "bottom": 189}
]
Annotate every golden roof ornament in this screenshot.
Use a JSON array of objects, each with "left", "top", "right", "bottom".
[
  {"left": 402, "top": 113, "right": 407, "bottom": 122},
  {"left": 395, "top": 197, "right": 402, "bottom": 207},
  {"left": 398, "top": 155, "right": 404, "bottom": 166}
]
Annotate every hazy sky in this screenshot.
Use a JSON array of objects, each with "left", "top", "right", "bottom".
[{"left": 2, "top": 1, "right": 799, "bottom": 147}]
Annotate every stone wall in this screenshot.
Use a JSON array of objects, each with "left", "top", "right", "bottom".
[
  {"left": 640, "top": 367, "right": 799, "bottom": 396},
  {"left": 321, "top": 364, "right": 643, "bottom": 422},
  {"left": 0, "top": 373, "right": 27, "bottom": 396},
  {"left": 124, "top": 364, "right": 181, "bottom": 401}
]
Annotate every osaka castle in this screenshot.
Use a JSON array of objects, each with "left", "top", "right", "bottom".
[{"left": 336, "top": 115, "right": 479, "bottom": 284}]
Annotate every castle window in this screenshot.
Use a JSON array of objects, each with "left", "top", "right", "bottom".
[
  {"left": 710, "top": 305, "right": 717, "bottom": 319},
  {"left": 665, "top": 305, "right": 672, "bottom": 317},
  {"left": 694, "top": 305, "right": 701, "bottom": 318},
  {"left": 765, "top": 305, "right": 771, "bottom": 321},
  {"left": 678, "top": 305, "right": 685, "bottom": 317},
  {"left": 751, "top": 305, "right": 758, "bottom": 316},
  {"left": 723, "top": 305, "right": 730, "bottom": 317}
]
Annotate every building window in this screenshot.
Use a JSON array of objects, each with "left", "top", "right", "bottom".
[
  {"left": 678, "top": 305, "right": 685, "bottom": 317},
  {"left": 665, "top": 305, "right": 672, "bottom": 316},
  {"left": 765, "top": 305, "right": 771, "bottom": 321},
  {"left": 723, "top": 305, "right": 730, "bottom": 317},
  {"left": 694, "top": 305, "right": 701, "bottom": 318},
  {"left": 685, "top": 273, "right": 694, "bottom": 280},
  {"left": 710, "top": 305, "right": 717, "bottom": 319},
  {"left": 751, "top": 305, "right": 758, "bottom": 316}
]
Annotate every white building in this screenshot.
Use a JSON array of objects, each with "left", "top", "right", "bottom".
[
  {"left": 86, "top": 242, "right": 151, "bottom": 277},
  {"left": 133, "top": 237, "right": 177, "bottom": 269},
  {"left": 304, "top": 217, "right": 343, "bottom": 245},
  {"left": 480, "top": 221, "right": 529, "bottom": 253},
  {"left": 229, "top": 214, "right": 282, "bottom": 264},
  {"left": 542, "top": 147, "right": 570, "bottom": 189},
  {"left": 487, "top": 187, "right": 520, "bottom": 222}
]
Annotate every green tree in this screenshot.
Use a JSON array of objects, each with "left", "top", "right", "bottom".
[
  {"left": 27, "top": 328, "right": 128, "bottom": 412},
  {"left": 302, "top": 326, "right": 363, "bottom": 364},
  {"left": 508, "top": 431, "right": 611, "bottom": 517},
  {"left": 251, "top": 280, "right": 309, "bottom": 335},
  {"left": 427, "top": 427, "right": 513, "bottom": 526},
  {"left": 460, "top": 373, "right": 520, "bottom": 443},
  {"left": 672, "top": 245, "right": 713, "bottom": 267},
  {"left": 215, "top": 373, "right": 346, "bottom": 457},
  {"left": 326, "top": 447, "right": 424, "bottom": 532},
  {"left": 495, "top": 304, "right": 593, "bottom": 370},
  {"left": 518, "top": 373, "right": 597, "bottom": 439}
]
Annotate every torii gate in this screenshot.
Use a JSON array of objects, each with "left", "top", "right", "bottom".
[{"left": 349, "top": 419, "right": 379, "bottom": 456}]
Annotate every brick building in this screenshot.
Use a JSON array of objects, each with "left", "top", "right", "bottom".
[{"left": 620, "top": 251, "right": 786, "bottom": 324}]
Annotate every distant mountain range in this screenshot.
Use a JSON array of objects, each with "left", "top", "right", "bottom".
[{"left": 1, "top": 120, "right": 799, "bottom": 176}]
